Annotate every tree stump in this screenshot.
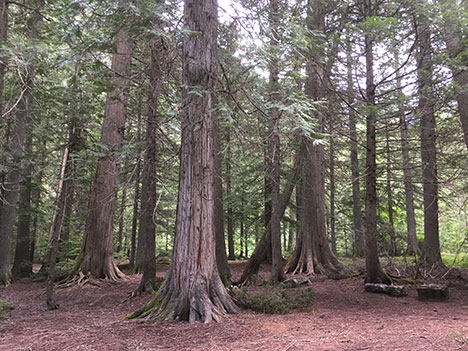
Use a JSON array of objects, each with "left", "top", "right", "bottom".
[
  {"left": 364, "top": 283, "right": 407, "bottom": 297},
  {"left": 416, "top": 284, "right": 448, "bottom": 301}
]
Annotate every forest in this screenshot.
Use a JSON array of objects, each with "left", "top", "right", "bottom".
[{"left": 0, "top": 0, "right": 468, "bottom": 349}]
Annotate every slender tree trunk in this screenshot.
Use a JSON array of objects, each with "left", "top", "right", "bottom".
[
  {"left": 268, "top": 0, "right": 285, "bottom": 283},
  {"left": 46, "top": 138, "right": 70, "bottom": 310},
  {"left": 397, "top": 87, "right": 419, "bottom": 254},
  {"left": 135, "top": 23, "right": 167, "bottom": 293},
  {"left": 346, "top": 38, "right": 365, "bottom": 257},
  {"left": 12, "top": 133, "right": 33, "bottom": 277},
  {"left": 73, "top": 17, "right": 132, "bottom": 280},
  {"left": 129, "top": 156, "right": 141, "bottom": 269},
  {"left": 214, "top": 112, "right": 230, "bottom": 280},
  {"left": 385, "top": 130, "right": 397, "bottom": 256},
  {"left": 127, "top": 0, "right": 238, "bottom": 322},
  {"left": 226, "top": 126, "right": 235, "bottom": 260},
  {"left": 417, "top": 19, "right": 442, "bottom": 266},
  {"left": 0, "top": 0, "right": 7, "bottom": 115},
  {"left": 363, "top": 0, "right": 390, "bottom": 284},
  {"left": 116, "top": 187, "right": 127, "bottom": 253},
  {"left": 329, "top": 126, "right": 337, "bottom": 255}
]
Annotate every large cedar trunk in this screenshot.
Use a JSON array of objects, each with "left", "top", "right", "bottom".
[
  {"left": 73, "top": 21, "right": 132, "bottom": 280},
  {"left": 127, "top": 0, "right": 238, "bottom": 322},
  {"left": 417, "top": 21, "right": 442, "bottom": 266},
  {"left": 285, "top": 0, "right": 341, "bottom": 278}
]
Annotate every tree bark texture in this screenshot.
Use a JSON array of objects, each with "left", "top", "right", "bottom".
[
  {"left": 128, "top": 0, "right": 238, "bottom": 322},
  {"left": 75, "top": 21, "right": 132, "bottom": 280},
  {"left": 363, "top": 0, "right": 390, "bottom": 284},
  {"left": 417, "top": 20, "right": 442, "bottom": 266}
]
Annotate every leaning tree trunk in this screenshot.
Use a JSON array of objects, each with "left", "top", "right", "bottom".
[
  {"left": 73, "top": 19, "right": 132, "bottom": 280},
  {"left": 346, "top": 37, "right": 365, "bottom": 257},
  {"left": 127, "top": 0, "right": 238, "bottom": 322},
  {"left": 363, "top": 0, "right": 391, "bottom": 284},
  {"left": 46, "top": 137, "right": 70, "bottom": 310},
  {"left": 416, "top": 19, "right": 442, "bottom": 266},
  {"left": 237, "top": 146, "right": 304, "bottom": 285}
]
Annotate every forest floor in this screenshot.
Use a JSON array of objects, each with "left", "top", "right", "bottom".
[{"left": 1, "top": 261, "right": 468, "bottom": 351}]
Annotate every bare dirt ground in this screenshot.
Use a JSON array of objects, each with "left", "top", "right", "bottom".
[{"left": 1, "top": 261, "right": 468, "bottom": 351}]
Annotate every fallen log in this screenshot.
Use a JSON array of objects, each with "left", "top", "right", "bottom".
[
  {"left": 364, "top": 283, "right": 407, "bottom": 297},
  {"left": 416, "top": 284, "right": 448, "bottom": 301}
]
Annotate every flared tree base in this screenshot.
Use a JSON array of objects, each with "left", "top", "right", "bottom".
[{"left": 127, "top": 273, "right": 238, "bottom": 323}]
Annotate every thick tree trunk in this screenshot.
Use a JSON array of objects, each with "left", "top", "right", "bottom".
[
  {"left": 417, "top": 21, "right": 442, "bottom": 266},
  {"left": 346, "top": 38, "right": 365, "bottom": 257},
  {"left": 285, "top": 0, "right": 342, "bottom": 278},
  {"left": 127, "top": 0, "right": 238, "bottom": 322},
  {"left": 73, "top": 20, "right": 132, "bottom": 280},
  {"left": 385, "top": 130, "right": 397, "bottom": 256}
]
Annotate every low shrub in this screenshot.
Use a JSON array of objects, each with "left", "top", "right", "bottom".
[
  {"left": 0, "top": 299, "right": 14, "bottom": 318},
  {"left": 231, "top": 286, "right": 315, "bottom": 314}
]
